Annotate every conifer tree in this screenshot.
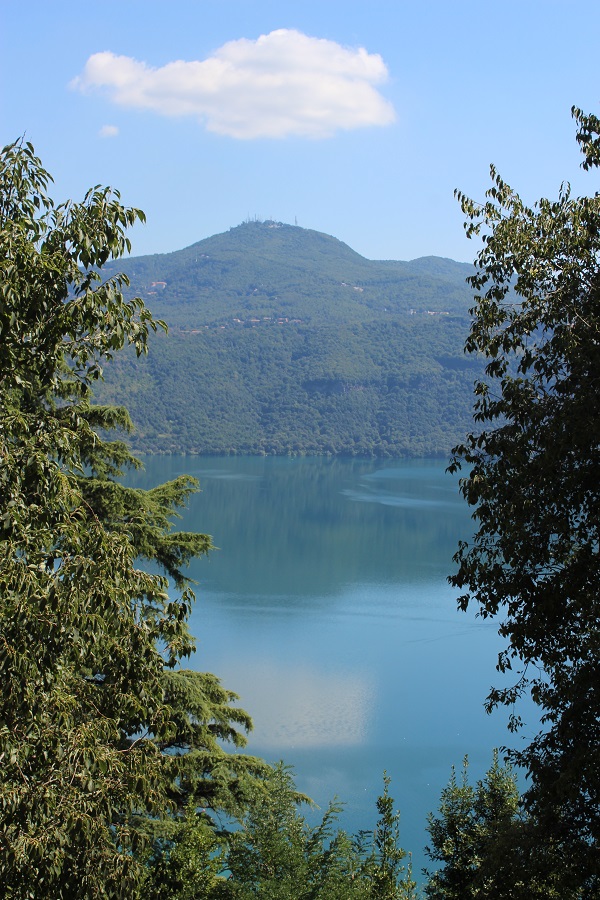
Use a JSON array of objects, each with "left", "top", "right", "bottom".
[
  {"left": 424, "top": 752, "right": 581, "bottom": 899},
  {"left": 363, "top": 772, "right": 416, "bottom": 899},
  {"left": 0, "top": 139, "right": 265, "bottom": 898},
  {"left": 424, "top": 753, "right": 518, "bottom": 899},
  {"left": 218, "top": 763, "right": 370, "bottom": 899}
]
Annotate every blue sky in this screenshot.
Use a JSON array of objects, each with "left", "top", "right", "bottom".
[{"left": 2, "top": 0, "right": 600, "bottom": 262}]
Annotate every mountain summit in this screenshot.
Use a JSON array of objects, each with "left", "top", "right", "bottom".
[
  {"left": 98, "top": 222, "right": 479, "bottom": 457},
  {"left": 113, "top": 221, "right": 474, "bottom": 329}
]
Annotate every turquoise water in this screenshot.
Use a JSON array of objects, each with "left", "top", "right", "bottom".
[{"left": 131, "top": 456, "right": 532, "bottom": 879}]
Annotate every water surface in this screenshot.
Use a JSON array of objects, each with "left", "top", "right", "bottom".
[{"left": 131, "top": 456, "right": 531, "bottom": 879}]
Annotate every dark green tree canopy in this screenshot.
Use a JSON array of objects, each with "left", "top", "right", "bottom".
[
  {"left": 424, "top": 753, "right": 519, "bottom": 900},
  {"left": 449, "top": 108, "right": 600, "bottom": 894},
  {"left": 424, "top": 753, "right": 577, "bottom": 899},
  {"left": 0, "top": 140, "right": 266, "bottom": 898}
]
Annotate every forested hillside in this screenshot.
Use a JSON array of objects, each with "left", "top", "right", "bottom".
[{"left": 97, "top": 221, "right": 478, "bottom": 456}]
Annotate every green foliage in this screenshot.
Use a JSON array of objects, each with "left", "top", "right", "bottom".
[
  {"left": 361, "top": 772, "right": 416, "bottom": 899},
  {"left": 144, "top": 801, "right": 228, "bottom": 899},
  {"left": 223, "top": 767, "right": 417, "bottom": 900},
  {"left": 146, "top": 766, "right": 417, "bottom": 899},
  {"left": 449, "top": 108, "right": 600, "bottom": 895},
  {"left": 424, "top": 753, "right": 583, "bottom": 899},
  {"left": 424, "top": 753, "right": 519, "bottom": 899},
  {"left": 102, "top": 219, "right": 473, "bottom": 327},
  {"left": 157, "top": 670, "right": 267, "bottom": 819},
  {"left": 0, "top": 140, "right": 264, "bottom": 897},
  {"left": 222, "top": 763, "right": 363, "bottom": 900},
  {"left": 96, "top": 318, "right": 481, "bottom": 458}
]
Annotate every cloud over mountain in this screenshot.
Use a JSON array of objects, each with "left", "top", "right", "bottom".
[{"left": 71, "top": 29, "right": 396, "bottom": 139}]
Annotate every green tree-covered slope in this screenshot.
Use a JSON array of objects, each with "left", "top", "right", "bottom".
[{"left": 97, "top": 221, "right": 478, "bottom": 456}]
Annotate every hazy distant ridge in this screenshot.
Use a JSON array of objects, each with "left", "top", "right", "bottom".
[{"left": 98, "top": 221, "right": 479, "bottom": 456}]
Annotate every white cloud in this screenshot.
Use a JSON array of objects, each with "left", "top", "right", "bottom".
[
  {"left": 71, "top": 29, "right": 396, "bottom": 139},
  {"left": 98, "top": 124, "right": 119, "bottom": 138}
]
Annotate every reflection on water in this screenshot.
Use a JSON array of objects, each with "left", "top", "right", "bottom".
[
  {"left": 343, "top": 487, "right": 459, "bottom": 509},
  {"left": 130, "top": 456, "right": 531, "bottom": 881},
  {"left": 222, "top": 660, "right": 375, "bottom": 749}
]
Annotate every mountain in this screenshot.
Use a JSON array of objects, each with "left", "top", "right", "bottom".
[
  {"left": 96, "top": 221, "right": 480, "bottom": 457},
  {"left": 106, "top": 220, "right": 473, "bottom": 327}
]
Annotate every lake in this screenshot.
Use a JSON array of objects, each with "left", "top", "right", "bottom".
[{"left": 130, "top": 455, "right": 532, "bottom": 880}]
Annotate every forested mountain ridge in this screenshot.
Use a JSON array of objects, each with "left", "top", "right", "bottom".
[
  {"left": 105, "top": 220, "right": 474, "bottom": 326},
  {"left": 97, "top": 220, "right": 480, "bottom": 456}
]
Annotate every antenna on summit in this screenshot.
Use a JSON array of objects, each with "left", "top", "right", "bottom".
[{"left": 295, "top": 215, "right": 298, "bottom": 226}]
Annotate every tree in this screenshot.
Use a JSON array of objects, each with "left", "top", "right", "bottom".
[
  {"left": 424, "top": 753, "right": 582, "bottom": 899},
  {"left": 0, "top": 139, "right": 265, "bottom": 898},
  {"left": 362, "top": 772, "right": 416, "bottom": 899},
  {"left": 222, "top": 763, "right": 313, "bottom": 899},
  {"left": 146, "top": 765, "right": 418, "bottom": 899},
  {"left": 221, "top": 762, "right": 370, "bottom": 900},
  {"left": 143, "top": 800, "right": 228, "bottom": 899},
  {"left": 424, "top": 753, "right": 519, "bottom": 899},
  {"left": 449, "top": 107, "right": 600, "bottom": 894},
  {"left": 424, "top": 757, "right": 480, "bottom": 899}
]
